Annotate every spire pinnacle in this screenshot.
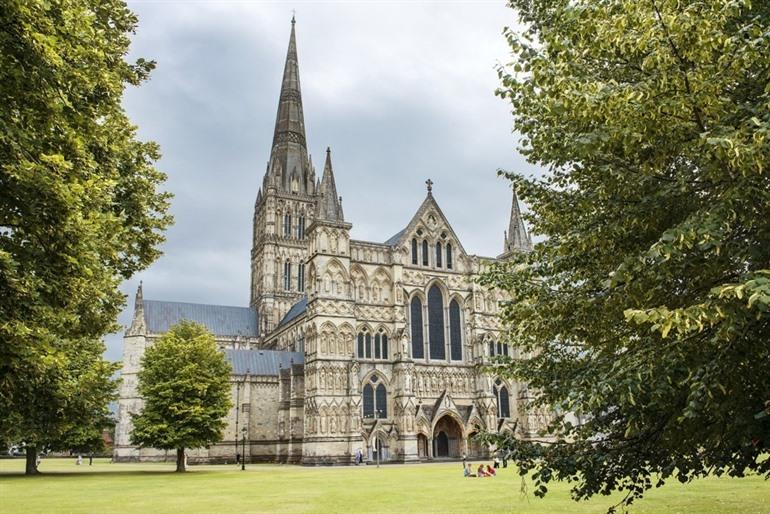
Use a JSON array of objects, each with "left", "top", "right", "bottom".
[
  {"left": 316, "top": 147, "right": 344, "bottom": 222},
  {"left": 504, "top": 184, "right": 532, "bottom": 253}
]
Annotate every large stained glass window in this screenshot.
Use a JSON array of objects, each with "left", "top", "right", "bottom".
[{"left": 428, "top": 285, "right": 445, "bottom": 360}]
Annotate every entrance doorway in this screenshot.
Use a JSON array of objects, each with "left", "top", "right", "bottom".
[
  {"left": 369, "top": 435, "right": 389, "bottom": 462},
  {"left": 432, "top": 415, "right": 463, "bottom": 458}
]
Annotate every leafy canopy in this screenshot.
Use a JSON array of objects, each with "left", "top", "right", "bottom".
[
  {"left": 131, "top": 321, "right": 233, "bottom": 452},
  {"left": 0, "top": 0, "right": 171, "bottom": 467},
  {"left": 482, "top": 0, "right": 770, "bottom": 509}
]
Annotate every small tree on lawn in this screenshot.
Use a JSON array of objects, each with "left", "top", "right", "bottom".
[{"left": 131, "top": 321, "right": 232, "bottom": 472}]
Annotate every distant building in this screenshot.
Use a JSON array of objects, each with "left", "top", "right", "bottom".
[{"left": 114, "top": 18, "right": 546, "bottom": 465}]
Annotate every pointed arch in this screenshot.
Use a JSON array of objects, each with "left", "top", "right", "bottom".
[
  {"left": 428, "top": 284, "right": 445, "bottom": 360},
  {"left": 449, "top": 298, "right": 462, "bottom": 361},
  {"left": 410, "top": 295, "right": 424, "bottom": 359}
]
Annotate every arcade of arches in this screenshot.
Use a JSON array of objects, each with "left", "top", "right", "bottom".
[{"left": 414, "top": 415, "right": 488, "bottom": 460}]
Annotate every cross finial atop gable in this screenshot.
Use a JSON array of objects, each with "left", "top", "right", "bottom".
[{"left": 425, "top": 179, "right": 433, "bottom": 194}]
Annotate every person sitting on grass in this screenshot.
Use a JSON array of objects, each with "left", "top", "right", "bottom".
[
  {"left": 464, "top": 464, "right": 476, "bottom": 477},
  {"left": 477, "top": 464, "right": 488, "bottom": 477},
  {"left": 486, "top": 464, "right": 496, "bottom": 476}
]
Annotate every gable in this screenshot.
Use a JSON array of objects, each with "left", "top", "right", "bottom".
[{"left": 384, "top": 194, "right": 467, "bottom": 260}]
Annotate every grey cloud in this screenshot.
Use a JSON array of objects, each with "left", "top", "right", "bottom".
[{"left": 104, "top": 1, "right": 543, "bottom": 363}]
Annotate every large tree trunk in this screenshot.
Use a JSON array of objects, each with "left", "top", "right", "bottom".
[
  {"left": 25, "top": 446, "right": 39, "bottom": 475},
  {"left": 176, "top": 448, "right": 186, "bottom": 472}
]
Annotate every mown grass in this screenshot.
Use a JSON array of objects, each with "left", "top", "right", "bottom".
[{"left": 0, "top": 458, "right": 768, "bottom": 513}]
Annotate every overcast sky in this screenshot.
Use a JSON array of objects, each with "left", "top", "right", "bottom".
[{"left": 106, "top": 0, "right": 542, "bottom": 362}]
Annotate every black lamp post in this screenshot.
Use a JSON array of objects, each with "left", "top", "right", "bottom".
[{"left": 241, "top": 427, "right": 246, "bottom": 471}]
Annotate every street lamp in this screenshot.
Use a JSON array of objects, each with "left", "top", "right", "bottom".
[{"left": 241, "top": 427, "right": 247, "bottom": 471}]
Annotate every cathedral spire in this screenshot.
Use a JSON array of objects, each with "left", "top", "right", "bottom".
[
  {"left": 266, "top": 17, "right": 312, "bottom": 193},
  {"left": 315, "top": 147, "right": 344, "bottom": 222},
  {"left": 504, "top": 184, "right": 532, "bottom": 253}
]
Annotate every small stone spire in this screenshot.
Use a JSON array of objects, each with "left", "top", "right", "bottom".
[
  {"left": 127, "top": 281, "right": 146, "bottom": 336},
  {"left": 315, "top": 147, "right": 344, "bottom": 222},
  {"left": 505, "top": 184, "right": 532, "bottom": 253}
]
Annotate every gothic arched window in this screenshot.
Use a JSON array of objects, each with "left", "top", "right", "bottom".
[
  {"left": 297, "top": 263, "right": 305, "bottom": 292},
  {"left": 357, "top": 330, "right": 372, "bottom": 359},
  {"left": 283, "top": 260, "right": 292, "bottom": 291},
  {"left": 449, "top": 299, "right": 462, "bottom": 361},
  {"left": 428, "top": 285, "right": 445, "bottom": 360},
  {"left": 446, "top": 243, "right": 453, "bottom": 269},
  {"left": 489, "top": 340, "right": 510, "bottom": 357},
  {"left": 374, "top": 330, "right": 388, "bottom": 360},
  {"left": 422, "top": 240, "right": 429, "bottom": 266},
  {"left": 410, "top": 296, "right": 424, "bottom": 359},
  {"left": 297, "top": 215, "right": 305, "bottom": 239},
  {"left": 376, "top": 383, "right": 387, "bottom": 418},
  {"left": 363, "top": 376, "right": 387, "bottom": 418},
  {"left": 411, "top": 238, "right": 418, "bottom": 265},
  {"left": 363, "top": 384, "right": 374, "bottom": 418},
  {"left": 493, "top": 379, "right": 510, "bottom": 418},
  {"left": 284, "top": 213, "right": 292, "bottom": 237},
  {"left": 436, "top": 242, "right": 443, "bottom": 267}
]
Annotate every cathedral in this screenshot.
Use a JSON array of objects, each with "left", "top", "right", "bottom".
[{"left": 114, "top": 18, "right": 545, "bottom": 465}]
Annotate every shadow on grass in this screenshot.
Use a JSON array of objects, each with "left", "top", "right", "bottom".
[{"left": 0, "top": 469, "right": 222, "bottom": 479}]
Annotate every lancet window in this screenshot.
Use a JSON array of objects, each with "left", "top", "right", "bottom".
[
  {"left": 410, "top": 297, "right": 424, "bottom": 359},
  {"left": 449, "top": 299, "right": 462, "bottom": 360},
  {"left": 297, "top": 263, "right": 305, "bottom": 292},
  {"left": 283, "top": 213, "right": 292, "bottom": 237},
  {"left": 428, "top": 285, "right": 445, "bottom": 360},
  {"left": 283, "top": 260, "right": 292, "bottom": 291},
  {"left": 357, "top": 328, "right": 388, "bottom": 361},
  {"left": 493, "top": 379, "right": 510, "bottom": 418},
  {"left": 363, "top": 375, "right": 387, "bottom": 419}
]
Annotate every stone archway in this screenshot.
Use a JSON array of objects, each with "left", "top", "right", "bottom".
[
  {"left": 417, "top": 434, "right": 429, "bottom": 459},
  {"left": 467, "top": 431, "right": 488, "bottom": 459},
  {"left": 432, "top": 415, "right": 464, "bottom": 458}
]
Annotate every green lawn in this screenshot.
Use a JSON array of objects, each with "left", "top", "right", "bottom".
[{"left": 0, "top": 458, "right": 768, "bottom": 513}]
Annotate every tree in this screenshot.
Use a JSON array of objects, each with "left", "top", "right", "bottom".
[
  {"left": 482, "top": 0, "right": 770, "bottom": 509},
  {"left": 131, "top": 321, "right": 232, "bottom": 472},
  {"left": 0, "top": 0, "right": 171, "bottom": 474}
]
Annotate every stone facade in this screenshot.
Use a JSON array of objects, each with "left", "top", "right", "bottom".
[{"left": 114, "top": 18, "right": 545, "bottom": 465}]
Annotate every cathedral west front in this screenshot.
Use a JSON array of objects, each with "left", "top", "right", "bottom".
[{"left": 115, "top": 18, "right": 546, "bottom": 465}]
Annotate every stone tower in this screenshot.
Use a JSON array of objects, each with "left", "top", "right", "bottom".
[
  {"left": 251, "top": 17, "right": 317, "bottom": 332},
  {"left": 302, "top": 148, "right": 358, "bottom": 464}
]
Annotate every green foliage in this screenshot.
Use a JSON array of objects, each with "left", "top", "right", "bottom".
[
  {"left": 483, "top": 0, "right": 770, "bottom": 509},
  {"left": 131, "top": 322, "right": 232, "bottom": 456},
  {"left": 0, "top": 0, "right": 171, "bottom": 469}
]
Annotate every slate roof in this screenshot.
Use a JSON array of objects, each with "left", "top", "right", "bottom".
[
  {"left": 224, "top": 349, "right": 304, "bottom": 376},
  {"left": 384, "top": 228, "right": 406, "bottom": 247},
  {"left": 143, "top": 300, "right": 259, "bottom": 337},
  {"left": 277, "top": 296, "right": 307, "bottom": 328}
]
